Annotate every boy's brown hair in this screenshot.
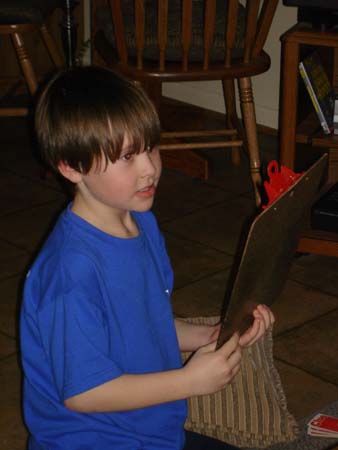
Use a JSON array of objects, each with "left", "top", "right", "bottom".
[{"left": 35, "top": 66, "right": 161, "bottom": 173}]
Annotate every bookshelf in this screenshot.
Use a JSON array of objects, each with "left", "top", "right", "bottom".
[{"left": 280, "top": 23, "right": 338, "bottom": 257}]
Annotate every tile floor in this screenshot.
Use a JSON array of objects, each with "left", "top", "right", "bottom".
[{"left": 0, "top": 115, "right": 338, "bottom": 450}]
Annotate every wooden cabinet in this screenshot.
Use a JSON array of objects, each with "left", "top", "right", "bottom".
[{"left": 280, "top": 23, "right": 338, "bottom": 257}]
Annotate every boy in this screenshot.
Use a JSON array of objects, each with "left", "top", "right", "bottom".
[{"left": 20, "top": 66, "right": 274, "bottom": 450}]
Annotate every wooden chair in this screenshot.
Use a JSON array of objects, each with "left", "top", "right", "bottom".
[
  {"left": 91, "top": 0, "right": 278, "bottom": 205},
  {"left": 0, "top": 0, "right": 63, "bottom": 116}
]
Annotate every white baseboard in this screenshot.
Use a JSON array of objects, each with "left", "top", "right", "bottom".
[{"left": 162, "top": 81, "right": 279, "bottom": 131}]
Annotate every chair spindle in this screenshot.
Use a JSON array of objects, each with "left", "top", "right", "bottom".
[
  {"left": 203, "top": 0, "right": 216, "bottom": 70},
  {"left": 225, "top": 0, "right": 239, "bottom": 68},
  {"left": 158, "top": 0, "right": 168, "bottom": 71},
  {"left": 135, "top": 0, "right": 145, "bottom": 69},
  {"left": 244, "top": 0, "right": 260, "bottom": 63},
  {"left": 182, "top": 0, "right": 193, "bottom": 72}
]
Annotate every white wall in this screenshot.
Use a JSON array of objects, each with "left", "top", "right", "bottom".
[{"left": 162, "top": 3, "right": 297, "bottom": 130}]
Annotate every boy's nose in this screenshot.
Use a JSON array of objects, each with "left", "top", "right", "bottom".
[{"left": 139, "top": 151, "right": 157, "bottom": 177}]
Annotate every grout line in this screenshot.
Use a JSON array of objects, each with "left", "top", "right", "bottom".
[
  {"left": 287, "top": 276, "right": 338, "bottom": 301},
  {"left": 157, "top": 201, "right": 229, "bottom": 226},
  {"left": 0, "top": 165, "right": 64, "bottom": 193},
  {"left": 0, "top": 236, "right": 31, "bottom": 254},
  {"left": 273, "top": 357, "right": 338, "bottom": 388},
  {"left": 156, "top": 192, "right": 255, "bottom": 227},
  {"left": 161, "top": 228, "right": 237, "bottom": 258},
  {"left": 0, "top": 351, "right": 20, "bottom": 364},
  {"left": 0, "top": 197, "right": 68, "bottom": 221},
  {"left": 0, "top": 329, "right": 17, "bottom": 341},
  {"left": 273, "top": 306, "right": 338, "bottom": 340},
  {"left": 0, "top": 270, "right": 28, "bottom": 286},
  {"left": 173, "top": 267, "right": 233, "bottom": 293}
]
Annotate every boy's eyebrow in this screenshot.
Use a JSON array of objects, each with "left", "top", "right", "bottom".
[{"left": 120, "top": 145, "right": 136, "bottom": 155}]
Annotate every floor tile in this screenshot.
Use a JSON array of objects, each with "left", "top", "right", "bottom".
[
  {"left": 274, "top": 309, "right": 338, "bottom": 385},
  {"left": 0, "top": 138, "right": 63, "bottom": 192},
  {"left": 172, "top": 269, "right": 231, "bottom": 318},
  {"left": 275, "top": 360, "right": 338, "bottom": 420},
  {"left": 164, "top": 232, "right": 233, "bottom": 289},
  {"left": 205, "top": 152, "right": 253, "bottom": 196},
  {"left": 0, "top": 141, "right": 46, "bottom": 182},
  {"left": 0, "top": 275, "right": 24, "bottom": 338},
  {"left": 0, "top": 355, "right": 28, "bottom": 450},
  {"left": 0, "top": 333, "right": 17, "bottom": 359},
  {"left": 271, "top": 279, "right": 338, "bottom": 336},
  {"left": 0, "top": 200, "right": 68, "bottom": 253},
  {"left": 0, "top": 241, "right": 31, "bottom": 281},
  {"left": 153, "top": 168, "right": 233, "bottom": 223},
  {"left": 162, "top": 196, "right": 256, "bottom": 255},
  {"left": 0, "top": 171, "right": 65, "bottom": 218},
  {"left": 290, "top": 254, "right": 338, "bottom": 297}
]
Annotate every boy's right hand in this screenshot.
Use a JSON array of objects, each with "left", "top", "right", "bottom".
[{"left": 183, "top": 333, "right": 242, "bottom": 397}]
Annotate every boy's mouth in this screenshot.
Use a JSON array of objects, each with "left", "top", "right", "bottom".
[{"left": 136, "top": 184, "right": 156, "bottom": 198}]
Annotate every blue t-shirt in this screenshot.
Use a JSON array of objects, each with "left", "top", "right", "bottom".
[{"left": 20, "top": 206, "right": 187, "bottom": 450}]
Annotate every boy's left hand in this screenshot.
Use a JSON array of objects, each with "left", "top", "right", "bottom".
[{"left": 239, "top": 304, "right": 275, "bottom": 348}]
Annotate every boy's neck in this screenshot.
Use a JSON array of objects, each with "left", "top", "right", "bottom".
[{"left": 71, "top": 195, "right": 139, "bottom": 239}]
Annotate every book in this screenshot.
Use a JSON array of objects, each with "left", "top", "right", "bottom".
[
  {"left": 334, "top": 98, "right": 338, "bottom": 135},
  {"left": 299, "top": 51, "right": 335, "bottom": 135}
]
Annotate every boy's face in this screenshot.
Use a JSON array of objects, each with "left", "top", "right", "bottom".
[{"left": 75, "top": 136, "right": 162, "bottom": 215}]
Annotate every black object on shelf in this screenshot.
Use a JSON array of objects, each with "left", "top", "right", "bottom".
[
  {"left": 311, "top": 181, "right": 338, "bottom": 233},
  {"left": 283, "top": 0, "right": 338, "bottom": 30}
]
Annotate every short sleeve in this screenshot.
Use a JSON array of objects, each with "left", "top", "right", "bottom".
[{"left": 37, "top": 256, "right": 123, "bottom": 401}]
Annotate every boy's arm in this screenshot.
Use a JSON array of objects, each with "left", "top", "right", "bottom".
[
  {"left": 174, "top": 319, "right": 220, "bottom": 352},
  {"left": 64, "top": 333, "right": 242, "bottom": 413}
]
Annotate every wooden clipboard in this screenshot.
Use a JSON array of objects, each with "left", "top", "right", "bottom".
[{"left": 217, "top": 154, "right": 328, "bottom": 348}]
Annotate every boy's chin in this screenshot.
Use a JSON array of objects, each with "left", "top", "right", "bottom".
[{"left": 132, "top": 201, "right": 155, "bottom": 213}]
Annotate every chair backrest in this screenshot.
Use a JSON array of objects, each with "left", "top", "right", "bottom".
[{"left": 103, "top": 0, "right": 278, "bottom": 74}]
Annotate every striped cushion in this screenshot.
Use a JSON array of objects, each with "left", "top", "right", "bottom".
[{"left": 181, "top": 316, "right": 299, "bottom": 448}]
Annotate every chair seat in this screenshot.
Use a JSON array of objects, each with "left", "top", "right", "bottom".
[
  {"left": 0, "top": 0, "right": 62, "bottom": 25},
  {"left": 97, "top": 0, "right": 246, "bottom": 63}
]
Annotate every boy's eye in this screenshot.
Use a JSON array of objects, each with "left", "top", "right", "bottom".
[{"left": 121, "top": 152, "right": 134, "bottom": 161}]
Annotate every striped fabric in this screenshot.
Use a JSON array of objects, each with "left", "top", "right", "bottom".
[{"left": 181, "top": 317, "right": 299, "bottom": 448}]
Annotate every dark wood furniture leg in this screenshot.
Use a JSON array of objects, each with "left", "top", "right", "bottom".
[
  {"left": 223, "top": 79, "right": 241, "bottom": 166},
  {"left": 280, "top": 36, "right": 300, "bottom": 170}
]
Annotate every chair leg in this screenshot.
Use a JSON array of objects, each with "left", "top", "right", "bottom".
[
  {"left": 11, "top": 32, "right": 38, "bottom": 96},
  {"left": 222, "top": 79, "right": 241, "bottom": 166},
  {"left": 40, "top": 24, "right": 63, "bottom": 67},
  {"left": 238, "top": 77, "right": 262, "bottom": 206}
]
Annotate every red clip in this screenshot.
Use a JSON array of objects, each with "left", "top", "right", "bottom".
[{"left": 262, "top": 160, "right": 303, "bottom": 209}]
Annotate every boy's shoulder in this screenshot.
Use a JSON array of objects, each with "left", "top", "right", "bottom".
[{"left": 29, "top": 206, "right": 94, "bottom": 276}]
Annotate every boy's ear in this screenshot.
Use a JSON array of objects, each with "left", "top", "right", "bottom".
[{"left": 57, "top": 160, "right": 83, "bottom": 184}]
